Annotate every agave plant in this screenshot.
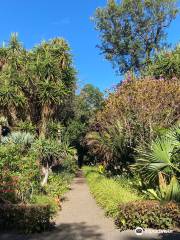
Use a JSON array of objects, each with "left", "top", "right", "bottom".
[
  {"left": 1, "top": 131, "right": 35, "bottom": 147},
  {"left": 133, "top": 124, "right": 180, "bottom": 202}
]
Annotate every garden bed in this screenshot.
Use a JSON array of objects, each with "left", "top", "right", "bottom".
[{"left": 83, "top": 166, "right": 143, "bottom": 217}]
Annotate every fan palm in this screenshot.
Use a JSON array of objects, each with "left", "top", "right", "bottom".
[{"left": 133, "top": 124, "right": 180, "bottom": 202}]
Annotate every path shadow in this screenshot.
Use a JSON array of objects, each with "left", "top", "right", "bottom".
[{"left": 0, "top": 222, "right": 104, "bottom": 240}]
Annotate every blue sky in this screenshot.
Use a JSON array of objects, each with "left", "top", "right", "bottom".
[{"left": 0, "top": 0, "right": 179, "bottom": 91}]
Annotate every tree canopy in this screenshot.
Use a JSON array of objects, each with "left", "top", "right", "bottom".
[
  {"left": 94, "top": 0, "right": 178, "bottom": 74},
  {"left": 0, "top": 34, "right": 76, "bottom": 137}
]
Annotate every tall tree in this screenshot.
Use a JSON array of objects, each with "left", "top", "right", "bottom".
[
  {"left": 0, "top": 34, "right": 76, "bottom": 136},
  {"left": 65, "top": 84, "right": 104, "bottom": 167},
  {"left": 94, "top": 0, "right": 178, "bottom": 74}
]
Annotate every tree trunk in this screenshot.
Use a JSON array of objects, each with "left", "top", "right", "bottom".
[
  {"left": 39, "top": 103, "right": 54, "bottom": 139},
  {"left": 0, "top": 124, "right": 2, "bottom": 142},
  {"left": 41, "top": 164, "right": 49, "bottom": 187},
  {"left": 28, "top": 99, "right": 42, "bottom": 130}
]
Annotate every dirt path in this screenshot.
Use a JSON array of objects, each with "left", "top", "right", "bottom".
[{"left": 0, "top": 172, "right": 179, "bottom": 240}]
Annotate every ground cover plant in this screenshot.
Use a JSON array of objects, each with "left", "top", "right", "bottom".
[{"left": 83, "top": 166, "right": 143, "bottom": 217}]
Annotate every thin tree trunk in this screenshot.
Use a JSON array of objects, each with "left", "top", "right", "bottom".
[
  {"left": 39, "top": 103, "right": 54, "bottom": 139},
  {"left": 41, "top": 164, "right": 49, "bottom": 186},
  {"left": 0, "top": 125, "right": 2, "bottom": 142}
]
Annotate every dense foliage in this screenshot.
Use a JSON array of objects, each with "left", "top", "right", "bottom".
[
  {"left": 143, "top": 44, "right": 180, "bottom": 79},
  {"left": 65, "top": 84, "right": 104, "bottom": 166},
  {"left": 133, "top": 124, "right": 180, "bottom": 202},
  {"left": 0, "top": 204, "right": 55, "bottom": 233},
  {"left": 86, "top": 77, "right": 179, "bottom": 171},
  {"left": 94, "top": 0, "right": 178, "bottom": 74},
  {"left": 83, "top": 166, "right": 142, "bottom": 217},
  {"left": 0, "top": 34, "right": 76, "bottom": 137},
  {"left": 0, "top": 4, "right": 179, "bottom": 231},
  {"left": 115, "top": 201, "right": 180, "bottom": 231},
  {"left": 0, "top": 35, "right": 79, "bottom": 233}
]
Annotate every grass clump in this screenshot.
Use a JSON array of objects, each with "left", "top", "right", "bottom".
[{"left": 83, "top": 166, "right": 143, "bottom": 217}]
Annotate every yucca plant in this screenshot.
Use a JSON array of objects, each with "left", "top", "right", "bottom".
[{"left": 133, "top": 124, "right": 180, "bottom": 202}]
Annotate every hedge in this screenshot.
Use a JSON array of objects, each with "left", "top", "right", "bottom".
[
  {"left": 0, "top": 203, "right": 55, "bottom": 233},
  {"left": 115, "top": 200, "right": 180, "bottom": 231}
]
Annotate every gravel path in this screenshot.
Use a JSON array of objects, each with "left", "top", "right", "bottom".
[{"left": 0, "top": 171, "right": 179, "bottom": 240}]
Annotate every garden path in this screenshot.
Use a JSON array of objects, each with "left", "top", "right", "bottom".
[{"left": 0, "top": 171, "right": 179, "bottom": 240}]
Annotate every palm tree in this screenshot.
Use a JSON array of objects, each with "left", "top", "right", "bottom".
[
  {"left": 133, "top": 124, "right": 180, "bottom": 202},
  {"left": 85, "top": 120, "right": 133, "bottom": 171}
]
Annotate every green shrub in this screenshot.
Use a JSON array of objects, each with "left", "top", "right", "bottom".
[
  {"left": 143, "top": 45, "right": 180, "bottom": 80},
  {"left": 115, "top": 200, "right": 180, "bottom": 231},
  {"left": 46, "top": 121, "right": 64, "bottom": 139},
  {"left": 0, "top": 143, "right": 40, "bottom": 203},
  {"left": 44, "top": 173, "right": 72, "bottom": 198},
  {"left": 83, "top": 166, "right": 143, "bottom": 217},
  {"left": 30, "top": 194, "right": 59, "bottom": 213},
  {"left": 17, "top": 121, "right": 36, "bottom": 134},
  {"left": 0, "top": 203, "right": 55, "bottom": 233}
]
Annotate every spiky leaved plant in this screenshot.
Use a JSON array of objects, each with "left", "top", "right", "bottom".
[{"left": 133, "top": 124, "right": 180, "bottom": 202}]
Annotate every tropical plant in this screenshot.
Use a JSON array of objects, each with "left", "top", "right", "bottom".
[
  {"left": 17, "top": 120, "right": 36, "bottom": 134},
  {"left": 133, "top": 124, "right": 180, "bottom": 202},
  {"left": 46, "top": 120, "right": 64, "bottom": 139},
  {"left": 0, "top": 34, "right": 76, "bottom": 136},
  {"left": 0, "top": 142, "right": 40, "bottom": 203},
  {"left": 1, "top": 131, "right": 35, "bottom": 147},
  {"left": 85, "top": 120, "right": 134, "bottom": 173}
]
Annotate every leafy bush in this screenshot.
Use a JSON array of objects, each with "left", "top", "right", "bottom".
[
  {"left": 88, "top": 78, "right": 179, "bottom": 171},
  {"left": 85, "top": 120, "right": 134, "bottom": 174},
  {"left": 17, "top": 121, "right": 36, "bottom": 134},
  {"left": 0, "top": 203, "right": 55, "bottom": 233},
  {"left": 30, "top": 194, "right": 59, "bottom": 213},
  {"left": 143, "top": 45, "right": 180, "bottom": 80},
  {"left": 0, "top": 143, "right": 40, "bottom": 203},
  {"left": 83, "top": 166, "right": 143, "bottom": 217},
  {"left": 46, "top": 121, "right": 64, "bottom": 139},
  {"left": 44, "top": 173, "right": 72, "bottom": 198},
  {"left": 115, "top": 201, "right": 180, "bottom": 231}
]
